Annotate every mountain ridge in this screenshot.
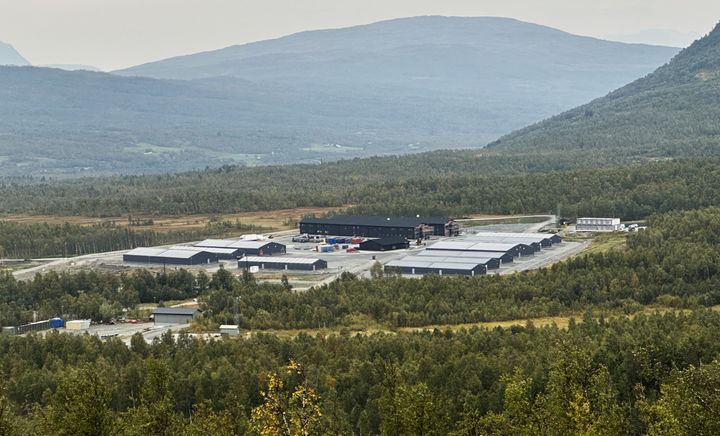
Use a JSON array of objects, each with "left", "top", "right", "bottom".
[
  {"left": 0, "top": 41, "right": 29, "bottom": 66},
  {"left": 489, "top": 21, "right": 720, "bottom": 156}
]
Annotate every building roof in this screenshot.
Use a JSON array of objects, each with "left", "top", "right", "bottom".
[
  {"left": 463, "top": 236, "right": 543, "bottom": 246},
  {"left": 170, "top": 246, "right": 238, "bottom": 254},
  {"left": 406, "top": 255, "right": 498, "bottom": 265},
  {"left": 415, "top": 250, "right": 501, "bottom": 261},
  {"left": 195, "top": 239, "right": 277, "bottom": 249},
  {"left": 240, "top": 256, "right": 324, "bottom": 265},
  {"left": 472, "top": 231, "right": 554, "bottom": 241},
  {"left": 361, "top": 236, "right": 409, "bottom": 245},
  {"left": 300, "top": 215, "right": 449, "bottom": 228},
  {"left": 125, "top": 247, "right": 169, "bottom": 256},
  {"left": 386, "top": 259, "right": 483, "bottom": 271},
  {"left": 428, "top": 241, "right": 522, "bottom": 252},
  {"left": 152, "top": 307, "right": 199, "bottom": 316}
]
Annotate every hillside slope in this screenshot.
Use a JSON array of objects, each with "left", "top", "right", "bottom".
[
  {"left": 490, "top": 21, "right": 720, "bottom": 157},
  {"left": 0, "top": 41, "right": 29, "bottom": 65},
  {"left": 0, "top": 17, "right": 679, "bottom": 176}
]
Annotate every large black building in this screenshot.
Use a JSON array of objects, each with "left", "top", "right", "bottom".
[
  {"left": 124, "top": 247, "right": 217, "bottom": 265},
  {"left": 359, "top": 237, "right": 410, "bottom": 251},
  {"left": 238, "top": 256, "right": 328, "bottom": 271},
  {"left": 299, "top": 215, "right": 458, "bottom": 239},
  {"left": 194, "top": 239, "right": 286, "bottom": 256}
]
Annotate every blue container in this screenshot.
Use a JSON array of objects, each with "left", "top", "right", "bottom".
[
  {"left": 327, "top": 237, "right": 337, "bottom": 244},
  {"left": 49, "top": 318, "right": 64, "bottom": 329}
]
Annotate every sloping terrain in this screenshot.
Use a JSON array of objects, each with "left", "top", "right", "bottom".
[{"left": 490, "top": 22, "right": 720, "bottom": 157}]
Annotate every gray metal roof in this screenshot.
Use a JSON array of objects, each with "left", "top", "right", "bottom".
[
  {"left": 386, "top": 258, "right": 484, "bottom": 271},
  {"left": 240, "top": 256, "right": 323, "bottom": 265},
  {"left": 195, "top": 239, "right": 276, "bottom": 249},
  {"left": 416, "top": 250, "right": 501, "bottom": 261},
  {"left": 405, "top": 255, "right": 497, "bottom": 265},
  {"left": 463, "top": 236, "right": 543, "bottom": 245},
  {"left": 151, "top": 249, "right": 201, "bottom": 259},
  {"left": 471, "top": 232, "right": 554, "bottom": 241},
  {"left": 125, "top": 247, "right": 168, "bottom": 256},
  {"left": 170, "top": 246, "right": 238, "bottom": 254},
  {"left": 428, "top": 241, "right": 520, "bottom": 252},
  {"left": 153, "top": 307, "right": 199, "bottom": 315}
]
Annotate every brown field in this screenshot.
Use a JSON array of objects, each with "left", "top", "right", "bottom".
[{"left": 2, "top": 206, "right": 347, "bottom": 233}]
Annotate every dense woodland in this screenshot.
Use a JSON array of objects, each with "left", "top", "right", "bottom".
[
  {"left": 1, "top": 310, "right": 720, "bottom": 434},
  {"left": 3, "top": 157, "right": 720, "bottom": 258},
  {"left": 0, "top": 220, "right": 263, "bottom": 259}
]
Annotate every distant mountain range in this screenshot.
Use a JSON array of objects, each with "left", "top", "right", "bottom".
[
  {"left": 0, "top": 41, "right": 29, "bottom": 66},
  {"left": 490, "top": 21, "right": 720, "bottom": 159},
  {"left": 0, "top": 17, "right": 679, "bottom": 176}
]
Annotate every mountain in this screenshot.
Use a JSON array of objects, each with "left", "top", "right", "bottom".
[
  {"left": 604, "top": 29, "right": 698, "bottom": 48},
  {"left": 0, "top": 17, "right": 679, "bottom": 176},
  {"left": 117, "top": 17, "right": 677, "bottom": 133},
  {"left": 0, "top": 41, "right": 29, "bottom": 65},
  {"left": 41, "top": 64, "right": 102, "bottom": 72},
  {"left": 489, "top": 21, "right": 720, "bottom": 158}
]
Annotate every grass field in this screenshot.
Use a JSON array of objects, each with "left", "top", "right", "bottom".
[
  {"left": 243, "top": 305, "right": 720, "bottom": 339},
  {"left": 302, "top": 144, "right": 364, "bottom": 153},
  {"left": 1, "top": 206, "right": 348, "bottom": 233}
]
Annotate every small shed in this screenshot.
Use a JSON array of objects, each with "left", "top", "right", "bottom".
[
  {"left": 220, "top": 325, "right": 240, "bottom": 336},
  {"left": 153, "top": 308, "right": 200, "bottom": 325},
  {"left": 359, "top": 237, "right": 410, "bottom": 252}
]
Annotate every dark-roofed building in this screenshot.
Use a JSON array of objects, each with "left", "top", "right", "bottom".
[
  {"left": 385, "top": 258, "right": 487, "bottom": 276},
  {"left": 238, "top": 256, "right": 327, "bottom": 271},
  {"left": 124, "top": 247, "right": 217, "bottom": 265},
  {"left": 359, "top": 237, "right": 410, "bottom": 251},
  {"left": 428, "top": 241, "right": 535, "bottom": 257},
  {"left": 170, "top": 245, "right": 243, "bottom": 260},
  {"left": 194, "top": 239, "right": 286, "bottom": 256},
  {"left": 152, "top": 307, "right": 200, "bottom": 325},
  {"left": 299, "top": 215, "right": 459, "bottom": 238}
]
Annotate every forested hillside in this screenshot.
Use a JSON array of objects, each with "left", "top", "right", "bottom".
[
  {"left": 1, "top": 157, "right": 718, "bottom": 218},
  {"left": 0, "top": 17, "right": 678, "bottom": 176},
  {"left": 3, "top": 208, "right": 720, "bottom": 434},
  {"left": 491, "top": 21, "right": 720, "bottom": 156}
]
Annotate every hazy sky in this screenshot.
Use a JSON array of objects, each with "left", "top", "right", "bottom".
[{"left": 2, "top": 0, "right": 719, "bottom": 70}]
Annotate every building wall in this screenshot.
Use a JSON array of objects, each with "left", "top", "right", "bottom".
[
  {"left": 300, "top": 222, "right": 418, "bottom": 238},
  {"left": 154, "top": 314, "right": 195, "bottom": 324},
  {"left": 239, "top": 260, "right": 327, "bottom": 271},
  {"left": 359, "top": 240, "right": 410, "bottom": 251}
]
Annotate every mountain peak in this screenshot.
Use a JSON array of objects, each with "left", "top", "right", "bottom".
[{"left": 0, "top": 41, "right": 30, "bottom": 66}]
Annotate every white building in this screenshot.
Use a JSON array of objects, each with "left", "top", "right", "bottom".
[{"left": 576, "top": 217, "right": 623, "bottom": 232}]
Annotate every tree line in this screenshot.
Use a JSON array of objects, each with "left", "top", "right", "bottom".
[{"left": 2, "top": 311, "right": 720, "bottom": 434}]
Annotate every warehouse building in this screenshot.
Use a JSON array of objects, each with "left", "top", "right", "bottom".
[
  {"left": 124, "top": 247, "right": 218, "bottom": 265},
  {"left": 169, "top": 245, "right": 242, "bottom": 260},
  {"left": 405, "top": 251, "right": 501, "bottom": 269},
  {"left": 576, "top": 218, "right": 623, "bottom": 232},
  {"left": 194, "top": 239, "right": 286, "bottom": 256},
  {"left": 238, "top": 256, "right": 327, "bottom": 271},
  {"left": 471, "top": 231, "right": 560, "bottom": 247},
  {"left": 464, "top": 236, "right": 543, "bottom": 252},
  {"left": 153, "top": 308, "right": 200, "bottom": 325},
  {"left": 385, "top": 258, "right": 487, "bottom": 276},
  {"left": 359, "top": 237, "right": 410, "bottom": 251},
  {"left": 418, "top": 250, "right": 515, "bottom": 264},
  {"left": 428, "top": 241, "right": 535, "bottom": 257},
  {"left": 299, "top": 215, "right": 459, "bottom": 239},
  {"left": 413, "top": 252, "right": 502, "bottom": 269}
]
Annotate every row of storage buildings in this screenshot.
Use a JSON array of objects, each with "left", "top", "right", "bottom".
[
  {"left": 385, "top": 232, "right": 561, "bottom": 277},
  {"left": 123, "top": 240, "right": 287, "bottom": 265}
]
